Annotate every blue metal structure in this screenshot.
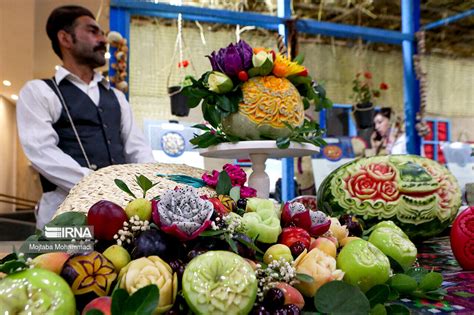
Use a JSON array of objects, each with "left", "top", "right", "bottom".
[
  {"left": 423, "top": 8, "right": 474, "bottom": 31},
  {"left": 109, "top": 0, "right": 472, "bottom": 200},
  {"left": 402, "top": 0, "right": 421, "bottom": 155}
]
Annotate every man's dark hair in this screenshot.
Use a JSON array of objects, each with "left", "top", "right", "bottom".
[{"left": 46, "top": 5, "right": 95, "bottom": 59}]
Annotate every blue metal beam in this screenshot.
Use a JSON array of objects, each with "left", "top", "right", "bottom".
[
  {"left": 296, "top": 19, "right": 411, "bottom": 45},
  {"left": 278, "top": 0, "right": 295, "bottom": 202},
  {"left": 402, "top": 0, "right": 421, "bottom": 155},
  {"left": 111, "top": 0, "right": 412, "bottom": 45},
  {"left": 422, "top": 8, "right": 474, "bottom": 30}
]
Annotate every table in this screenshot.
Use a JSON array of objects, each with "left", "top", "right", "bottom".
[{"left": 199, "top": 141, "right": 319, "bottom": 198}]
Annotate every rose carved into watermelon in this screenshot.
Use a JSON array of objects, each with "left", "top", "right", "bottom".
[
  {"left": 221, "top": 75, "right": 304, "bottom": 140},
  {"left": 317, "top": 155, "right": 461, "bottom": 239}
]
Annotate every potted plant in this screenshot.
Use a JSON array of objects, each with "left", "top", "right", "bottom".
[
  {"left": 169, "top": 72, "right": 194, "bottom": 117},
  {"left": 351, "top": 72, "right": 389, "bottom": 128}
]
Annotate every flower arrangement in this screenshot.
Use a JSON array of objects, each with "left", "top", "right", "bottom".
[
  {"left": 351, "top": 71, "right": 389, "bottom": 105},
  {"left": 182, "top": 40, "right": 332, "bottom": 149}
]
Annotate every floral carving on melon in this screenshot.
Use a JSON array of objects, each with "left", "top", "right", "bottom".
[{"left": 239, "top": 76, "right": 304, "bottom": 129}]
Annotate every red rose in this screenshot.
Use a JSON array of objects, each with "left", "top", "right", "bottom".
[
  {"left": 366, "top": 163, "right": 396, "bottom": 181},
  {"left": 364, "top": 72, "right": 372, "bottom": 79},
  {"left": 379, "top": 181, "right": 399, "bottom": 202},
  {"left": 380, "top": 82, "right": 389, "bottom": 90},
  {"left": 346, "top": 170, "right": 379, "bottom": 200}
]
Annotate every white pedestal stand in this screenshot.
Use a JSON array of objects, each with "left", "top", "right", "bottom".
[{"left": 199, "top": 141, "right": 320, "bottom": 198}]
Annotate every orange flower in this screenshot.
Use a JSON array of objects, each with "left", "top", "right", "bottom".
[{"left": 272, "top": 53, "right": 305, "bottom": 77}]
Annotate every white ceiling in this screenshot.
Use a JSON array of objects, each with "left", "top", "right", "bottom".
[{"left": 0, "top": 0, "right": 110, "bottom": 104}]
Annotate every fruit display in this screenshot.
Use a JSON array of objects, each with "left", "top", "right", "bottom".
[
  {"left": 0, "top": 161, "right": 453, "bottom": 314},
  {"left": 317, "top": 154, "right": 462, "bottom": 239}
]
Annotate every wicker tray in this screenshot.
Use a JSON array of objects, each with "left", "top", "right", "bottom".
[{"left": 55, "top": 163, "right": 214, "bottom": 216}]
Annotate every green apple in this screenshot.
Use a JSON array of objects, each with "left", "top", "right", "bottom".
[
  {"left": 263, "top": 244, "right": 293, "bottom": 264},
  {"left": 125, "top": 198, "right": 152, "bottom": 221},
  {"left": 337, "top": 239, "right": 390, "bottom": 292},
  {"left": 368, "top": 227, "right": 417, "bottom": 271},
  {"left": 103, "top": 244, "right": 131, "bottom": 272},
  {"left": 0, "top": 268, "right": 76, "bottom": 314}
]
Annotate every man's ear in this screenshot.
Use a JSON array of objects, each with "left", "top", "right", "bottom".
[{"left": 57, "top": 30, "right": 73, "bottom": 49}]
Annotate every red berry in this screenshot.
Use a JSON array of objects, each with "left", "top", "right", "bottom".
[
  {"left": 238, "top": 71, "right": 249, "bottom": 82},
  {"left": 87, "top": 200, "right": 128, "bottom": 241},
  {"left": 298, "top": 69, "right": 308, "bottom": 76}
]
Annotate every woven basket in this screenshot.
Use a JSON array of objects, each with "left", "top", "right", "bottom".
[{"left": 55, "top": 163, "right": 214, "bottom": 216}]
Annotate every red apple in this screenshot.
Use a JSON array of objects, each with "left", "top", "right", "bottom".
[
  {"left": 273, "top": 282, "right": 305, "bottom": 310},
  {"left": 87, "top": 200, "right": 128, "bottom": 240},
  {"left": 82, "top": 296, "right": 111, "bottom": 315}
]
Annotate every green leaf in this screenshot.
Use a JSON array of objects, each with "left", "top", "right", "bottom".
[
  {"left": 0, "top": 253, "right": 18, "bottom": 264},
  {"left": 215, "top": 94, "right": 232, "bottom": 113},
  {"left": 86, "top": 310, "right": 104, "bottom": 315},
  {"left": 111, "top": 288, "right": 129, "bottom": 315},
  {"left": 405, "top": 267, "right": 428, "bottom": 284},
  {"left": 216, "top": 171, "right": 232, "bottom": 195},
  {"left": 387, "top": 287, "right": 400, "bottom": 301},
  {"left": 276, "top": 137, "right": 291, "bottom": 149},
  {"left": 293, "top": 53, "right": 305, "bottom": 64},
  {"left": 314, "top": 281, "right": 370, "bottom": 315},
  {"left": 296, "top": 273, "right": 314, "bottom": 283},
  {"left": 46, "top": 211, "right": 87, "bottom": 227},
  {"left": 124, "top": 284, "right": 159, "bottom": 315},
  {"left": 370, "top": 304, "right": 387, "bottom": 315},
  {"left": 199, "top": 230, "right": 226, "bottom": 237},
  {"left": 229, "top": 186, "right": 241, "bottom": 202},
  {"left": 114, "top": 179, "right": 137, "bottom": 199},
  {"left": 233, "top": 234, "right": 264, "bottom": 254},
  {"left": 135, "top": 175, "right": 157, "bottom": 198},
  {"left": 366, "top": 284, "right": 390, "bottom": 308},
  {"left": 191, "top": 124, "right": 210, "bottom": 131},
  {"left": 453, "top": 291, "right": 474, "bottom": 298},
  {"left": 303, "top": 98, "right": 310, "bottom": 110},
  {"left": 418, "top": 272, "right": 443, "bottom": 292},
  {"left": 248, "top": 67, "right": 260, "bottom": 78},
  {"left": 389, "top": 274, "right": 418, "bottom": 294},
  {"left": 0, "top": 260, "right": 28, "bottom": 274},
  {"left": 224, "top": 233, "right": 239, "bottom": 254},
  {"left": 385, "top": 304, "right": 410, "bottom": 315},
  {"left": 186, "top": 96, "right": 202, "bottom": 108}
]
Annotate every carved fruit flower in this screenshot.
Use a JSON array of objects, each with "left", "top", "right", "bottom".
[
  {"left": 152, "top": 186, "right": 214, "bottom": 241},
  {"left": 281, "top": 202, "right": 331, "bottom": 237},
  {"left": 61, "top": 251, "right": 117, "bottom": 297},
  {"left": 293, "top": 248, "right": 344, "bottom": 297},
  {"left": 119, "top": 256, "right": 178, "bottom": 314}
]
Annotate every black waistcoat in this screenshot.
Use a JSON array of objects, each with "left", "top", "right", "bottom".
[{"left": 40, "top": 78, "right": 126, "bottom": 192}]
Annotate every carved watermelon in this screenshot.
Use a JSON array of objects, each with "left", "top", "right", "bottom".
[
  {"left": 317, "top": 155, "right": 461, "bottom": 239},
  {"left": 221, "top": 75, "right": 304, "bottom": 140}
]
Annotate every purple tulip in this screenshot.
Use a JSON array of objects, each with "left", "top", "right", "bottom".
[{"left": 207, "top": 40, "right": 253, "bottom": 77}]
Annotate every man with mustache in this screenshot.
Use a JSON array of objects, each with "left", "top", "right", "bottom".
[{"left": 16, "top": 5, "right": 154, "bottom": 228}]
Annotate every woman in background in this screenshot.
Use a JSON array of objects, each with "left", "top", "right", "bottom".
[{"left": 370, "top": 107, "right": 407, "bottom": 155}]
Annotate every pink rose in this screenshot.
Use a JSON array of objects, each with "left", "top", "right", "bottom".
[
  {"left": 366, "top": 163, "right": 396, "bottom": 181},
  {"left": 346, "top": 170, "right": 379, "bottom": 200},
  {"left": 379, "top": 181, "right": 399, "bottom": 202},
  {"left": 240, "top": 186, "right": 257, "bottom": 198},
  {"left": 223, "top": 164, "right": 247, "bottom": 187},
  {"left": 202, "top": 170, "right": 220, "bottom": 187}
]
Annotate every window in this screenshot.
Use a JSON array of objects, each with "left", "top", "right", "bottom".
[{"left": 422, "top": 118, "right": 451, "bottom": 163}]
